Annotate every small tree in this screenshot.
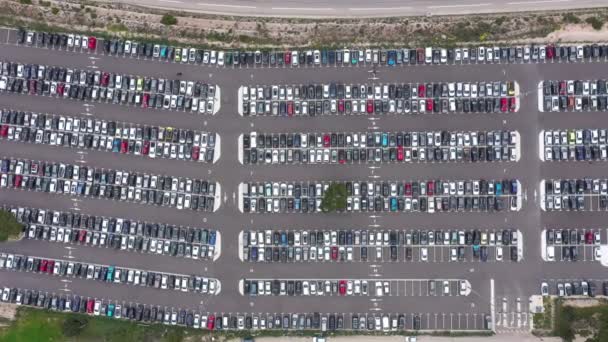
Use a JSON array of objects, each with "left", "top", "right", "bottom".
[
  {"left": 0, "top": 210, "right": 23, "bottom": 241},
  {"left": 160, "top": 14, "right": 178, "bottom": 26},
  {"left": 62, "top": 316, "right": 88, "bottom": 337},
  {"left": 320, "top": 183, "right": 347, "bottom": 213}
]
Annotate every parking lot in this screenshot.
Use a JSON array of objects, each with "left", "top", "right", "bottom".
[
  {"left": 239, "top": 229, "right": 523, "bottom": 263},
  {"left": 3, "top": 25, "right": 608, "bottom": 334}
]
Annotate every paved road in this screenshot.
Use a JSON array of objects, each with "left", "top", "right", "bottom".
[
  {"left": 105, "top": 0, "right": 608, "bottom": 18},
  {"left": 0, "top": 28, "right": 607, "bottom": 332}
]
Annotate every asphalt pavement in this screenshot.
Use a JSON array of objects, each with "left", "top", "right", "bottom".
[
  {"left": 0, "top": 27, "right": 607, "bottom": 333},
  {"left": 102, "top": 0, "right": 608, "bottom": 18}
]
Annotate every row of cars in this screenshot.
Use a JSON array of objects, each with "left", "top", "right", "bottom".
[
  {"left": 7, "top": 205, "right": 219, "bottom": 260},
  {"left": 0, "top": 109, "right": 218, "bottom": 163},
  {"left": 0, "top": 283, "right": 438, "bottom": 332},
  {"left": 542, "top": 129, "right": 608, "bottom": 162},
  {"left": 0, "top": 287, "right": 227, "bottom": 329},
  {"left": 242, "top": 82, "right": 517, "bottom": 101},
  {"left": 541, "top": 80, "right": 608, "bottom": 112},
  {"left": 0, "top": 158, "right": 219, "bottom": 211},
  {"left": 0, "top": 60, "right": 219, "bottom": 114},
  {"left": 0, "top": 253, "right": 220, "bottom": 294},
  {"left": 541, "top": 179, "right": 608, "bottom": 211},
  {"left": 544, "top": 229, "right": 602, "bottom": 262},
  {"left": 242, "top": 229, "right": 519, "bottom": 247},
  {"left": 541, "top": 280, "right": 607, "bottom": 297},
  {"left": 240, "top": 180, "right": 521, "bottom": 214},
  {"left": 19, "top": 29, "right": 608, "bottom": 67},
  {"left": 239, "top": 82, "right": 518, "bottom": 116},
  {"left": 241, "top": 131, "right": 519, "bottom": 165},
  {"left": 241, "top": 279, "right": 468, "bottom": 297},
  {"left": 240, "top": 229, "right": 520, "bottom": 263}
]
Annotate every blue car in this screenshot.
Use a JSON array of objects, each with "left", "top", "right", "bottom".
[
  {"left": 511, "top": 180, "right": 518, "bottom": 194},
  {"left": 209, "top": 231, "right": 217, "bottom": 246},
  {"left": 495, "top": 183, "right": 503, "bottom": 196},
  {"left": 382, "top": 133, "right": 388, "bottom": 147},
  {"left": 112, "top": 138, "right": 120, "bottom": 152},
  {"left": 387, "top": 51, "right": 396, "bottom": 65},
  {"left": 390, "top": 198, "right": 398, "bottom": 211}
]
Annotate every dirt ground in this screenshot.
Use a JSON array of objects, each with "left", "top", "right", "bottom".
[
  {"left": 1, "top": 0, "right": 608, "bottom": 49},
  {"left": 563, "top": 298, "right": 607, "bottom": 308},
  {"left": 0, "top": 303, "right": 18, "bottom": 327}
]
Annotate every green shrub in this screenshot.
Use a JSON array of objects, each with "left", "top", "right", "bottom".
[
  {"left": 160, "top": 14, "right": 177, "bottom": 26},
  {"left": 0, "top": 210, "right": 24, "bottom": 241},
  {"left": 320, "top": 184, "right": 347, "bottom": 213},
  {"left": 19, "top": 0, "right": 32, "bottom": 4},
  {"left": 51, "top": 7, "right": 59, "bottom": 14},
  {"left": 586, "top": 17, "right": 604, "bottom": 30},
  {"left": 562, "top": 13, "right": 581, "bottom": 24}
]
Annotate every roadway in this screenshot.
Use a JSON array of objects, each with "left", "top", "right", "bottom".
[
  {"left": 0, "top": 27, "right": 607, "bottom": 331},
  {"left": 104, "top": 0, "right": 608, "bottom": 18}
]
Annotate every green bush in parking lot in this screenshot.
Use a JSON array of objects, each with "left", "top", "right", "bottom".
[
  {"left": 0, "top": 210, "right": 24, "bottom": 242},
  {"left": 320, "top": 184, "right": 347, "bottom": 213}
]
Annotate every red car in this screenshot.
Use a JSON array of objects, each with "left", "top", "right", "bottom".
[
  {"left": 559, "top": 81, "right": 566, "bottom": 95},
  {"left": 338, "top": 280, "right": 347, "bottom": 295},
  {"left": 405, "top": 183, "right": 412, "bottom": 196},
  {"left": 142, "top": 93, "right": 150, "bottom": 108},
  {"left": 88, "top": 36, "right": 97, "bottom": 50},
  {"left": 396, "top": 146, "right": 404, "bottom": 161},
  {"left": 78, "top": 229, "right": 87, "bottom": 243},
  {"left": 14, "top": 175, "right": 22, "bottom": 187},
  {"left": 101, "top": 73, "right": 110, "bottom": 87},
  {"left": 142, "top": 140, "right": 150, "bottom": 155},
  {"left": 287, "top": 101, "right": 293, "bottom": 116},
  {"left": 331, "top": 246, "right": 338, "bottom": 260},
  {"left": 207, "top": 315, "right": 215, "bottom": 330},
  {"left": 0, "top": 125, "right": 8, "bottom": 137},
  {"left": 366, "top": 100, "right": 374, "bottom": 114},
  {"left": 40, "top": 259, "right": 48, "bottom": 272},
  {"left": 546, "top": 45, "right": 554, "bottom": 59},
  {"left": 57, "top": 83, "right": 65, "bottom": 96},
  {"left": 426, "top": 99, "right": 433, "bottom": 112},
  {"left": 284, "top": 52, "right": 291, "bottom": 65},
  {"left": 120, "top": 140, "right": 128, "bottom": 153},
  {"left": 29, "top": 80, "right": 37, "bottom": 94},
  {"left": 416, "top": 48, "right": 425, "bottom": 64},
  {"left": 509, "top": 97, "right": 517, "bottom": 112},
  {"left": 418, "top": 84, "right": 425, "bottom": 98},
  {"left": 500, "top": 98, "right": 507, "bottom": 112},
  {"left": 323, "top": 135, "right": 330, "bottom": 147},
  {"left": 585, "top": 231, "right": 593, "bottom": 244},
  {"left": 47, "top": 260, "right": 54, "bottom": 274},
  {"left": 427, "top": 182, "right": 434, "bottom": 196},
  {"left": 192, "top": 146, "right": 200, "bottom": 160},
  {"left": 338, "top": 99, "right": 344, "bottom": 113},
  {"left": 86, "top": 299, "right": 95, "bottom": 314}
]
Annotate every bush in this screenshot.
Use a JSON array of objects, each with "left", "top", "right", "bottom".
[
  {"left": 0, "top": 210, "right": 24, "bottom": 241},
  {"left": 62, "top": 316, "right": 88, "bottom": 337},
  {"left": 562, "top": 13, "right": 581, "bottom": 24},
  {"left": 320, "top": 184, "right": 347, "bottom": 213},
  {"left": 586, "top": 17, "right": 604, "bottom": 30},
  {"left": 19, "top": 0, "right": 32, "bottom": 4},
  {"left": 51, "top": 7, "right": 59, "bottom": 15},
  {"left": 39, "top": 0, "right": 51, "bottom": 6},
  {"left": 160, "top": 14, "right": 177, "bottom": 26}
]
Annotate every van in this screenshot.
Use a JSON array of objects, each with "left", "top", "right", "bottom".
[
  {"left": 382, "top": 315, "right": 390, "bottom": 331},
  {"left": 425, "top": 47, "right": 432, "bottom": 64}
]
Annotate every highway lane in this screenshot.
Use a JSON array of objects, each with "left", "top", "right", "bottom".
[
  {"left": 0, "top": 35, "right": 606, "bottom": 329},
  {"left": 102, "top": 0, "right": 608, "bottom": 18}
]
